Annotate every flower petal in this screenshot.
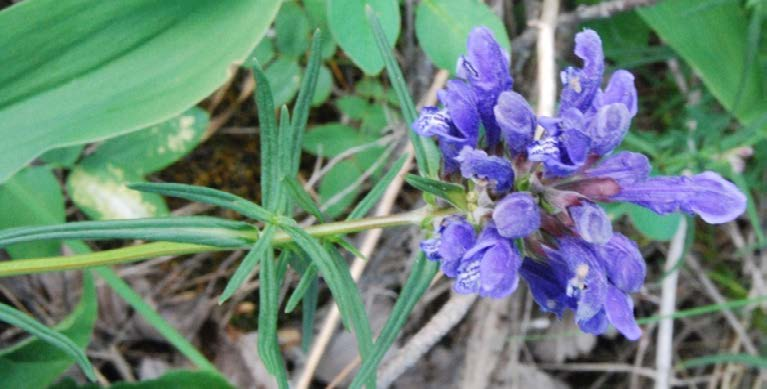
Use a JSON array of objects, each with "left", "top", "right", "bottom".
[
  {"left": 456, "top": 147, "right": 515, "bottom": 193},
  {"left": 478, "top": 239, "right": 521, "bottom": 298},
  {"left": 569, "top": 202, "right": 613, "bottom": 244},
  {"left": 585, "top": 151, "right": 651, "bottom": 185},
  {"left": 600, "top": 70, "right": 637, "bottom": 116},
  {"left": 597, "top": 233, "right": 645, "bottom": 293},
  {"left": 588, "top": 103, "right": 631, "bottom": 155},
  {"left": 494, "top": 91, "right": 536, "bottom": 152},
  {"left": 604, "top": 285, "right": 642, "bottom": 340},
  {"left": 520, "top": 257, "right": 571, "bottom": 317},
  {"left": 577, "top": 309, "right": 608, "bottom": 335},
  {"left": 437, "top": 80, "right": 480, "bottom": 140},
  {"left": 492, "top": 192, "right": 541, "bottom": 238}
]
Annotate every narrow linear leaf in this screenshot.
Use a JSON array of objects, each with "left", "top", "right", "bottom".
[
  {"left": 366, "top": 8, "right": 441, "bottom": 178},
  {"left": 283, "top": 176, "right": 325, "bottom": 222},
  {"left": 0, "top": 304, "right": 96, "bottom": 381},
  {"left": 220, "top": 224, "right": 277, "bottom": 303},
  {"left": 301, "top": 275, "right": 319, "bottom": 352},
  {"left": 333, "top": 237, "right": 367, "bottom": 260},
  {"left": 348, "top": 153, "right": 408, "bottom": 220},
  {"left": 93, "top": 266, "right": 218, "bottom": 372},
  {"left": 0, "top": 217, "right": 255, "bottom": 248},
  {"left": 289, "top": 30, "right": 324, "bottom": 177},
  {"left": 257, "top": 250, "right": 289, "bottom": 388},
  {"left": 279, "top": 225, "right": 375, "bottom": 385},
  {"left": 253, "top": 64, "right": 280, "bottom": 210},
  {"left": 0, "top": 272, "right": 98, "bottom": 388},
  {"left": 405, "top": 174, "right": 468, "bottom": 210},
  {"left": 285, "top": 264, "right": 318, "bottom": 313},
  {"left": 350, "top": 254, "right": 438, "bottom": 388},
  {"left": 129, "top": 182, "right": 272, "bottom": 221}
]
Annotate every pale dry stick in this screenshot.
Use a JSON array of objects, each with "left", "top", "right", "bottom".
[
  {"left": 538, "top": 362, "right": 712, "bottom": 386},
  {"left": 378, "top": 293, "right": 479, "bottom": 388},
  {"left": 320, "top": 144, "right": 397, "bottom": 212},
  {"left": 306, "top": 134, "right": 397, "bottom": 188},
  {"left": 629, "top": 322, "right": 657, "bottom": 389},
  {"left": 655, "top": 218, "right": 687, "bottom": 389},
  {"left": 294, "top": 69, "right": 449, "bottom": 389},
  {"left": 324, "top": 273, "right": 447, "bottom": 389},
  {"left": 685, "top": 254, "right": 758, "bottom": 356},
  {"left": 534, "top": 0, "right": 560, "bottom": 117}
]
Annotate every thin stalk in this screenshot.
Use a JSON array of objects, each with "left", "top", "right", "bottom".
[{"left": 0, "top": 208, "right": 451, "bottom": 278}]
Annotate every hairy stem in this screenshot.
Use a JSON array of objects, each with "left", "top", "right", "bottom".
[{"left": 0, "top": 207, "right": 451, "bottom": 278}]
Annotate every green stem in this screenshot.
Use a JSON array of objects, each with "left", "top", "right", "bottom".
[{"left": 0, "top": 208, "right": 451, "bottom": 277}]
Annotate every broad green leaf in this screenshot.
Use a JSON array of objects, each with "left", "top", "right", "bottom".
[
  {"left": 639, "top": 0, "right": 767, "bottom": 124},
  {"left": 129, "top": 182, "right": 273, "bottom": 222},
  {"left": 578, "top": 0, "right": 651, "bottom": 68},
  {"left": 265, "top": 57, "right": 302, "bottom": 108},
  {"left": 626, "top": 204, "right": 682, "bottom": 241},
  {"left": 0, "top": 272, "right": 98, "bottom": 388},
  {"left": 0, "top": 0, "right": 281, "bottom": 183},
  {"left": 67, "top": 165, "right": 168, "bottom": 220},
  {"left": 79, "top": 108, "right": 209, "bottom": 176},
  {"left": 0, "top": 166, "right": 64, "bottom": 258},
  {"left": 304, "top": 0, "right": 338, "bottom": 59},
  {"left": 415, "top": 0, "right": 510, "bottom": 71},
  {"left": 405, "top": 174, "right": 468, "bottom": 210},
  {"left": 219, "top": 224, "right": 277, "bottom": 303},
  {"left": 348, "top": 153, "right": 408, "bottom": 220},
  {"left": 51, "top": 370, "right": 234, "bottom": 389},
  {"left": 0, "top": 303, "right": 95, "bottom": 381},
  {"left": 320, "top": 161, "right": 365, "bottom": 218},
  {"left": 245, "top": 38, "right": 276, "bottom": 68},
  {"left": 328, "top": 0, "right": 400, "bottom": 75},
  {"left": 303, "top": 124, "right": 378, "bottom": 156},
  {"left": 39, "top": 145, "right": 84, "bottom": 168},
  {"left": 351, "top": 254, "right": 438, "bottom": 388},
  {"left": 338, "top": 96, "right": 371, "bottom": 120},
  {"left": 0, "top": 216, "right": 255, "bottom": 249},
  {"left": 275, "top": 1, "right": 311, "bottom": 58},
  {"left": 311, "top": 65, "right": 334, "bottom": 106},
  {"left": 257, "top": 250, "right": 289, "bottom": 388},
  {"left": 320, "top": 150, "right": 386, "bottom": 218},
  {"left": 367, "top": 8, "right": 441, "bottom": 178}
]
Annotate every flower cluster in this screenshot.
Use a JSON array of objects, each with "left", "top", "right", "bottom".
[{"left": 414, "top": 28, "right": 747, "bottom": 340}]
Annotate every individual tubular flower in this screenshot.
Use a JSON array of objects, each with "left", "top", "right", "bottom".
[
  {"left": 559, "top": 30, "right": 604, "bottom": 113},
  {"left": 456, "top": 147, "right": 514, "bottom": 193},
  {"left": 457, "top": 27, "right": 513, "bottom": 148},
  {"left": 454, "top": 225, "right": 521, "bottom": 298},
  {"left": 610, "top": 171, "right": 747, "bottom": 224},
  {"left": 421, "top": 216, "right": 477, "bottom": 277},
  {"left": 492, "top": 192, "right": 541, "bottom": 239}
]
